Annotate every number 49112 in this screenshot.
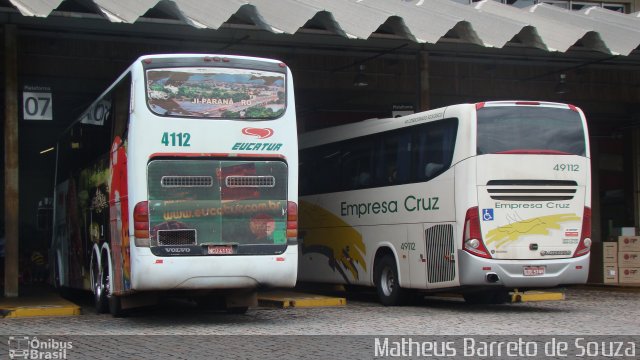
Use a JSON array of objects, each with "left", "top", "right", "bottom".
[
  {"left": 553, "top": 164, "right": 579, "bottom": 171},
  {"left": 161, "top": 132, "right": 191, "bottom": 147}
]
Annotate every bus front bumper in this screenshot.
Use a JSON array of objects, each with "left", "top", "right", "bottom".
[{"left": 457, "top": 250, "right": 589, "bottom": 288}]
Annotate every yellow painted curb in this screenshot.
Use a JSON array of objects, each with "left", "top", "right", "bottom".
[
  {"left": 258, "top": 291, "right": 346, "bottom": 308},
  {"left": 511, "top": 290, "right": 565, "bottom": 303},
  {"left": 2, "top": 304, "right": 81, "bottom": 318}
]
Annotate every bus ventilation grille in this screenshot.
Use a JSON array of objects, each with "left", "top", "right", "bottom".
[
  {"left": 425, "top": 224, "right": 456, "bottom": 284},
  {"left": 226, "top": 176, "right": 276, "bottom": 188},
  {"left": 486, "top": 180, "right": 577, "bottom": 201},
  {"left": 157, "top": 229, "right": 197, "bottom": 246},
  {"left": 161, "top": 176, "right": 213, "bottom": 188}
]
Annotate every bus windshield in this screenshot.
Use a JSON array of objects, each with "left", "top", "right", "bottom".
[
  {"left": 476, "top": 106, "right": 586, "bottom": 156},
  {"left": 146, "top": 67, "right": 286, "bottom": 119}
]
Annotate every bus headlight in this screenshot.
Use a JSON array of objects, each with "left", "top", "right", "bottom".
[{"left": 583, "top": 238, "right": 592, "bottom": 248}]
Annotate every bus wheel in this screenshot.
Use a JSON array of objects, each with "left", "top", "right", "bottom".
[
  {"left": 93, "top": 258, "right": 108, "bottom": 314},
  {"left": 374, "top": 254, "right": 406, "bottom": 306},
  {"left": 105, "top": 263, "right": 124, "bottom": 317},
  {"left": 109, "top": 294, "right": 124, "bottom": 317}
]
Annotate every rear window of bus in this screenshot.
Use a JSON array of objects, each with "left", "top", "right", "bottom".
[
  {"left": 146, "top": 67, "right": 286, "bottom": 120},
  {"left": 476, "top": 106, "right": 586, "bottom": 156}
]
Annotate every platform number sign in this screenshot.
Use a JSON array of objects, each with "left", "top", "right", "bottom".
[{"left": 22, "top": 86, "right": 53, "bottom": 121}]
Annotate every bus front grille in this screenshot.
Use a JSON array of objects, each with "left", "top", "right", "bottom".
[
  {"left": 425, "top": 224, "right": 456, "bottom": 284},
  {"left": 157, "top": 229, "right": 197, "bottom": 246},
  {"left": 487, "top": 180, "right": 577, "bottom": 201},
  {"left": 225, "top": 175, "right": 275, "bottom": 188}
]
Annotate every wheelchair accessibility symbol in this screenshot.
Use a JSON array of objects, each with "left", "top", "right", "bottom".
[{"left": 482, "top": 208, "right": 494, "bottom": 221}]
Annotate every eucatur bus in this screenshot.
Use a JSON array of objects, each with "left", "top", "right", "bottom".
[
  {"left": 298, "top": 101, "right": 591, "bottom": 305},
  {"left": 51, "top": 54, "right": 298, "bottom": 315}
]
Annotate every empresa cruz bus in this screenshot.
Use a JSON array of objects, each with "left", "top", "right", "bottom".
[{"left": 298, "top": 101, "right": 591, "bottom": 305}]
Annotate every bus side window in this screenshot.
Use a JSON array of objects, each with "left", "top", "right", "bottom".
[
  {"left": 341, "top": 138, "right": 373, "bottom": 190},
  {"left": 411, "top": 118, "right": 458, "bottom": 181},
  {"left": 381, "top": 135, "right": 399, "bottom": 185},
  {"left": 309, "top": 143, "right": 340, "bottom": 194},
  {"left": 378, "top": 131, "right": 410, "bottom": 186}
]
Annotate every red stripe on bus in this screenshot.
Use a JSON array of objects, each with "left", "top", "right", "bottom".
[{"left": 149, "top": 153, "right": 286, "bottom": 159}]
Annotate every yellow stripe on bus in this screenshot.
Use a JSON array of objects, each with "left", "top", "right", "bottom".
[
  {"left": 485, "top": 213, "right": 580, "bottom": 248},
  {"left": 299, "top": 201, "right": 367, "bottom": 280}
]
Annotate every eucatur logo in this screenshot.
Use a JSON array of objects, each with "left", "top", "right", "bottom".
[{"left": 242, "top": 127, "right": 274, "bottom": 139}]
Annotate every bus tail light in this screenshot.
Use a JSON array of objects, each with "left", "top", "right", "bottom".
[
  {"left": 573, "top": 207, "right": 592, "bottom": 257},
  {"left": 462, "top": 207, "right": 491, "bottom": 259},
  {"left": 287, "top": 201, "right": 298, "bottom": 240},
  {"left": 134, "top": 201, "right": 150, "bottom": 247}
]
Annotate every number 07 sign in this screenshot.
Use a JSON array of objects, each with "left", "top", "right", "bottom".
[{"left": 23, "top": 85, "right": 53, "bottom": 120}]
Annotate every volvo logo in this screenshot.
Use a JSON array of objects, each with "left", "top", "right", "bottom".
[
  {"left": 540, "top": 250, "right": 572, "bottom": 256},
  {"left": 165, "top": 247, "right": 191, "bottom": 253}
]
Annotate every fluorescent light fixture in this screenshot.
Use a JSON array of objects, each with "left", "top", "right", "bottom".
[{"left": 40, "top": 147, "right": 54, "bottom": 154}]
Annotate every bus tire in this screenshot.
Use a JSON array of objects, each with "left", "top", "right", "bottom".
[
  {"left": 109, "top": 294, "right": 124, "bottom": 317},
  {"left": 105, "top": 259, "right": 124, "bottom": 317},
  {"left": 374, "top": 254, "right": 407, "bottom": 306},
  {"left": 91, "top": 254, "right": 108, "bottom": 313}
]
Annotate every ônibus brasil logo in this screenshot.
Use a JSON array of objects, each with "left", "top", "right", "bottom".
[
  {"left": 242, "top": 127, "right": 274, "bottom": 139},
  {"left": 8, "top": 336, "right": 73, "bottom": 359}
]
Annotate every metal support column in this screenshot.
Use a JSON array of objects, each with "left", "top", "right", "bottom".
[
  {"left": 418, "top": 50, "right": 430, "bottom": 111},
  {"left": 4, "top": 24, "right": 19, "bottom": 297}
]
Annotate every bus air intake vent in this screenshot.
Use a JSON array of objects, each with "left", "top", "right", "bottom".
[
  {"left": 486, "top": 180, "right": 577, "bottom": 201},
  {"left": 161, "top": 176, "right": 213, "bottom": 188},
  {"left": 157, "top": 229, "right": 197, "bottom": 246},
  {"left": 425, "top": 224, "right": 455, "bottom": 284},
  {"left": 226, "top": 176, "right": 275, "bottom": 188}
]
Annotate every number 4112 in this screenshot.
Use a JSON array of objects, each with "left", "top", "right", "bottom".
[{"left": 161, "top": 132, "right": 191, "bottom": 147}]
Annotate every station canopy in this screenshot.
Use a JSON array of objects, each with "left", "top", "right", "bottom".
[{"left": 5, "top": 0, "right": 640, "bottom": 56}]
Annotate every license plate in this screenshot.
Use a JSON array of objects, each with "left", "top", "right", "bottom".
[
  {"left": 523, "top": 266, "right": 545, "bottom": 276},
  {"left": 208, "top": 245, "right": 233, "bottom": 255}
]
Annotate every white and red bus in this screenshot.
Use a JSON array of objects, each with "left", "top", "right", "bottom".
[
  {"left": 51, "top": 54, "right": 298, "bottom": 315},
  {"left": 299, "top": 101, "right": 591, "bottom": 305}
]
